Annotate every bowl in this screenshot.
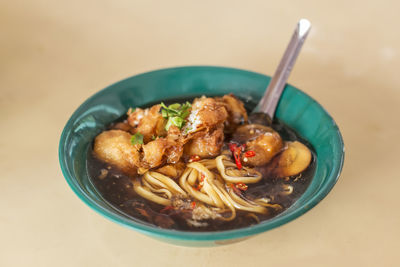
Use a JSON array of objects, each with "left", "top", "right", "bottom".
[{"left": 59, "top": 66, "right": 344, "bottom": 247}]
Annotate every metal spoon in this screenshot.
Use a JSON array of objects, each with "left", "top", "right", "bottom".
[{"left": 250, "top": 19, "right": 311, "bottom": 125}]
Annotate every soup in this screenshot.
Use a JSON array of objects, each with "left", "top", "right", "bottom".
[{"left": 87, "top": 94, "right": 315, "bottom": 231}]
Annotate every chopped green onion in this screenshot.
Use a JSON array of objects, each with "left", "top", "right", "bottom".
[
  {"left": 131, "top": 132, "right": 144, "bottom": 145},
  {"left": 180, "top": 109, "right": 190, "bottom": 119},
  {"left": 165, "top": 119, "right": 173, "bottom": 131},
  {"left": 160, "top": 101, "right": 192, "bottom": 130},
  {"left": 170, "top": 116, "right": 184, "bottom": 128},
  {"left": 161, "top": 109, "right": 168, "bottom": 118},
  {"left": 127, "top": 107, "right": 136, "bottom": 115},
  {"left": 165, "top": 117, "right": 184, "bottom": 130},
  {"left": 168, "top": 103, "right": 181, "bottom": 110},
  {"left": 160, "top": 102, "right": 169, "bottom": 109}
]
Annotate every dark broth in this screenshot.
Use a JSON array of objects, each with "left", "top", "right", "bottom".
[{"left": 86, "top": 98, "right": 316, "bottom": 231}]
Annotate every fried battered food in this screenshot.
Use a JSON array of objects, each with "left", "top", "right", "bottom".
[
  {"left": 244, "top": 131, "right": 283, "bottom": 166},
  {"left": 141, "top": 138, "right": 169, "bottom": 170},
  {"left": 128, "top": 105, "right": 166, "bottom": 142},
  {"left": 127, "top": 107, "right": 145, "bottom": 126},
  {"left": 140, "top": 126, "right": 185, "bottom": 172},
  {"left": 184, "top": 96, "right": 228, "bottom": 135},
  {"left": 184, "top": 126, "right": 225, "bottom": 158},
  {"left": 217, "top": 93, "right": 248, "bottom": 132},
  {"left": 154, "top": 162, "right": 185, "bottom": 178},
  {"left": 93, "top": 130, "right": 139, "bottom": 174},
  {"left": 94, "top": 94, "right": 252, "bottom": 174},
  {"left": 265, "top": 141, "right": 312, "bottom": 178}
]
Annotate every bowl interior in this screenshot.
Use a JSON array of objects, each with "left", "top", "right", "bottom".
[{"left": 59, "top": 66, "right": 344, "bottom": 242}]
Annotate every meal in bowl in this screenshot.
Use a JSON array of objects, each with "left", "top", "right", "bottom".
[{"left": 87, "top": 94, "right": 315, "bottom": 231}]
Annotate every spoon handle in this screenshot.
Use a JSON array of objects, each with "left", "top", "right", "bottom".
[{"left": 253, "top": 19, "right": 311, "bottom": 118}]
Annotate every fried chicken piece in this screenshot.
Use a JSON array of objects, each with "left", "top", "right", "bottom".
[
  {"left": 93, "top": 130, "right": 139, "bottom": 174},
  {"left": 139, "top": 126, "right": 185, "bottom": 172},
  {"left": 165, "top": 125, "right": 185, "bottom": 164},
  {"left": 183, "top": 96, "right": 228, "bottom": 135},
  {"left": 127, "top": 107, "right": 145, "bottom": 127},
  {"left": 184, "top": 126, "right": 224, "bottom": 158},
  {"left": 216, "top": 94, "right": 248, "bottom": 133},
  {"left": 128, "top": 105, "right": 167, "bottom": 142},
  {"left": 244, "top": 131, "right": 283, "bottom": 166},
  {"left": 141, "top": 138, "right": 169, "bottom": 170}
]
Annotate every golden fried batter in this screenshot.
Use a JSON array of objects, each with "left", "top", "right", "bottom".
[
  {"left": 217, "top": 93, "right": 248, "bottom": 132},
  {"left": 184, "top": 126, "right": 224, "bottom": 158},
  {"left": 93, "top": 130, "right": 139, "bottom": 174},
  {"left": 244, "top": 131, "right": 283, "bottom": 166},
  {"left": 128, "top": 105, "right": 166, "bottom": 142}
]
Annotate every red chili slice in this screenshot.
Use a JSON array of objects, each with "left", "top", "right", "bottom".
[
  {"left": 244, "top": 150, "right": 256, "bottom": 157},
  {"left": 229, "top": 143, "right": 243, "bottom": 170},
  {"left": 229, "top": 143, "right": 238, "bottom": 152},
  {"left": 234, "top": 148, "right": 242, "bottom": 170},
  {"left": 230, "top": 184, "right": 242, "bottom": 195},
  {"left": 235, "top": 182, "right": 248, "bottom": 191}
]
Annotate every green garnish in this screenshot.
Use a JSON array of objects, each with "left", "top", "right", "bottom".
[
  {"left": 131, "top": 132, "right": 144, "bottom": 145},
  {"left": 160, "top": 101, "right": 191, "bottom": 130},
  {"left": 165, "top": 116, "right": 185, "bottom": 130},
  {"left": 127, "top": 107, "right": 136, "bottom": 114},
  {"left": 168, "top": 103, "right": 181, "bottom": 110}
]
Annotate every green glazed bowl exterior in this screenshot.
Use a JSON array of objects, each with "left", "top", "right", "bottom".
[{"left": 59, "top": 66, "right": 344, "bottom": 246}]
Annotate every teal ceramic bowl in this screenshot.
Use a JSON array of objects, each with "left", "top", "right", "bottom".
[{"left": 59, "top": 66, "right": 344, "bottom": 246}]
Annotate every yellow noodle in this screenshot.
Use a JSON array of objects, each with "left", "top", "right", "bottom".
[
  {"left": 187, "top": 162, "right": 225, "bottom": 208},
  {"left": 132, "top": 179, "right": 171, "bottom": 206},
  {"left": 187, "top": 168, "right": 198, "bottom": 185},
  {"left": 131, "top": 157, "right": 281, "bottom": 220},
  {"left": 216, "top": 155, "right": 262, "bottom": 184},
  {"left": 228, "top": 190, "right": 268, "bottom": 214},
  {"left": 253, "top": 199, "right": 282, "bottom": 211},
  {"left": 179, "top": 168, "right": 214, "bottom": 205},
  {"left": 199, "top": 159, "right": 217, "bottom": 169},
  {"left": 246, "top": 213, "right": 260, "bottom": 223},
  {"left": 143, "top": 172, "right": 169, "bottom": 189},
  {"left": 147, "top": 171, "right": 187, "bottom": 196},
  {"left": 212, "top": 182, "right": 237, "bottom": 220},
  {"left": 280, "top": 184, "right": 293, "bottom": 195},
  {"left": 142, "top": 180, "right": 172, "bottom": 199},
  {"left": 202, "top": 179, "right": 224, "bottom": 208}
]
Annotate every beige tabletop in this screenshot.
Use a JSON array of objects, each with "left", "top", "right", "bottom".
[{"left": 1, "top": 0, "right": 399, "bottom": 266}]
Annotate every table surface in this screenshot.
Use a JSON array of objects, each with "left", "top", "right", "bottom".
[{"left": 1, "top": 1, "right": 399, "bottom": 266}]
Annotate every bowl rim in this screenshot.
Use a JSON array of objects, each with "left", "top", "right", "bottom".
[{"left": 59, "top": 65, "right": 344, "bottom": 241}]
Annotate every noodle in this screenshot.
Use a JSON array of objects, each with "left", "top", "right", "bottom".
[
  {"left": 132, "top": 170, "right": 187, "bottom": 206},
  {"left": 132, "top": 179, "right": 171, "bottom": 206},
  {"left": 133, "top": 157, "right": 283, "bottom": 221},
  {"left": 179, "top": 168, "right": 215, "bottom": 206},
  {"left": 145, "top": 171, "right": 187, "bottom": 196},
  {"left": 216, "top": 155, "right": 262, "bottom": 184}
]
